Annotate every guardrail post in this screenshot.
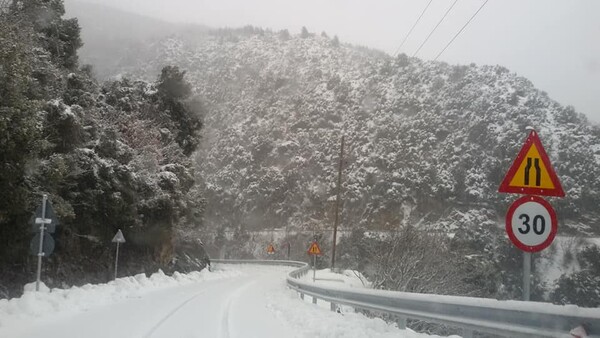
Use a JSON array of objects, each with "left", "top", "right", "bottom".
[
  {"left": 396, "top": 316, "right": 407, "bottom": 330},
  {"left": 462, "top": 328, "right": 474, "bottom": 338},
  {"left": 312, "top": 296, "right": 317, "bottom": 304}
]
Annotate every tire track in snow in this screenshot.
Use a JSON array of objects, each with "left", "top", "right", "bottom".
[
  {"left": 142, "top": 279, "right": 233, "bottom": 338},
  {"left": 219, "top": 280, "right": 258, "bottom": 338},
  {"left": 143, "top": 290, "right": 207, "bottom": 338},
  {"left": 220, "top": 293, "right": 232, "bottom": 338}
]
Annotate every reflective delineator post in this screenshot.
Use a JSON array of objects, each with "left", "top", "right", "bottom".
[{"left": 35, "top": 194, "right": 48, "bottom": 292}]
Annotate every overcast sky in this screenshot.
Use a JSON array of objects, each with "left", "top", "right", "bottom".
[{"left": 75, "top": 0, "right": 600, "bottom": 122}]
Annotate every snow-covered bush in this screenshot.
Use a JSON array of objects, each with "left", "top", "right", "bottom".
[{"left": 551, "top": 245, "right": 600, "bottom": 307}]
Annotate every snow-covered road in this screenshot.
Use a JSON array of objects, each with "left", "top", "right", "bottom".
[{"left": 1, "top": 264, "right": 445, "bottom": 338}]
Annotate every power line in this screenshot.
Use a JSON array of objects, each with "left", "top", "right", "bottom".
[
  {"left": 434, "top": 0, "right": 489, "bottom": 61},
  {"left": 412, "top": 0, "right": 459, "bottom": 57},
  {"left": 393, "top": 0, "right": 434, "bottom": 56}
]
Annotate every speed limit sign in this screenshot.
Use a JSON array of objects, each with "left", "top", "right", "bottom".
[{"left": 506, "top": 195, "right": 558, "bottom": 252}]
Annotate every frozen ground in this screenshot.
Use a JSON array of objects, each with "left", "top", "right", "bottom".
[{"left": 0, "top": 264, "right": 452, "bottom": 338}]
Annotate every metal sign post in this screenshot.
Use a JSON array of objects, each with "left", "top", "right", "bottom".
[
  {"left": 35, "top": 194, "right": 48, "bottom": 291},
  {"left": 111, "top": 229, "right": 126, "bottom": 280},
  {"left": 313, "top": 254, "right": 317, "bottom": 282},
  {"left": 114, "top": 241, "right": 120, "bottom": 280},
  {"left": 523, "top": 252, "right": 531, "bottom": 301}
]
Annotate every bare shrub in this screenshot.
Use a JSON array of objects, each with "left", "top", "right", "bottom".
[{"left": 369, "top": 226, "right": 468, "bottom": 295}]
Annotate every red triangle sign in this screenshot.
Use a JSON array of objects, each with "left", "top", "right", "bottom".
[
  {"left": 307, "top": 241, "right": 322, "bottom": 255},
  {"left": 498, "top": 130, "right": 564, "bottom": 197}
]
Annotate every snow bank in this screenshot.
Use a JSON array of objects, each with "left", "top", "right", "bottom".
[
  {"left": 267, "top": 283, "right": 457, "bottom": 338},
  {"left": 23, "top": 282, "right": 50, "bottom": 293},
  {"left": 0, "top": 269, "right": 240, "bottom": 328},
  {"left": 282, "top": 268, "right": 455, "bottom": 337},
  {"left": 301, "top": 268, "right": 371, "bottom": 288}
]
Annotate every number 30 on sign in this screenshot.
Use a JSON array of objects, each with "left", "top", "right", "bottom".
[{"left": 506, "top": 195, "right": 558, "bottom": 252}]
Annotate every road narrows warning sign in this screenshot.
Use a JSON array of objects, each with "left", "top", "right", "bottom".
[
  {"left": 498, "top": 130, "right": 564, "bottom": 197},
  {"left": 307, "top": 241, "right": 322, "bottom": 255}
]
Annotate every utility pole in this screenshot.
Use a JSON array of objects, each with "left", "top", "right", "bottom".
[{"left": 330, "top": 135, "right": 345, "bottom": 271}]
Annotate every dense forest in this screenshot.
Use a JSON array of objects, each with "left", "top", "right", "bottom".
[{"left": 0, "top": 0, "right": 207, "bottom": 298}]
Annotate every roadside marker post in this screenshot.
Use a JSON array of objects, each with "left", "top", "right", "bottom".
[
  {"left": 498, "top": 129, "right": 564, "bottom": 301},
  {"left": 31, "top": 194, "right": 59, "bottom": 291},
  {"left": 111, "top": 229, "right": 126, "bottom": 280},
  {"left": 35, "top": 195, "right": 48, "bottom": 292}
]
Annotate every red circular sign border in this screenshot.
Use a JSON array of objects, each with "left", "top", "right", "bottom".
[{"left": 505, "top": 195, "right": 558, "bottom": 253}]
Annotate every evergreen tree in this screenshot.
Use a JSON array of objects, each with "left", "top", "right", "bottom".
[
  {"left": 551, "top": 245, "right": 600, "bottom": 307},
  {"left": 332, "top": 35, "right": 340, "bottom": 47},
  {"left": 300, "top": 26, "right": 309, "bottom": 38},
  {"left": 278, "top": 29, "right": 290, "bottom": 41},
  {"left": 157, "top": 65, "right": 191, "bottom": 100},
  {"left": 157, "top": 66, "right": 203, "bottom": 156}
]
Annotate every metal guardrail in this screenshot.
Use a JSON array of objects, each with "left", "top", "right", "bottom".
[
  {"left": 212, "top": 259, "right": 600, "bottom": 338},
  {"left": 212, "top": 259, "right": 308, "bottom": 269}
]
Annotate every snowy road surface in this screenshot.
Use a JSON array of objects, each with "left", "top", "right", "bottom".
[{"left": 0, "top": 264, "right": 447, "bottom": 338}]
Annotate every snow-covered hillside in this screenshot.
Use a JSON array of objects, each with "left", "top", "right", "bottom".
[{"left": 93, "top": 28, "right": 600, "bottom": 236}]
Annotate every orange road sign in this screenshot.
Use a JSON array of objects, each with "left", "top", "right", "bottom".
[
  {"left": 498, "top": 130, "right": 564, "bottom": 197},
  {"left": 267, "top": 243, "right": 275, "bottom": 254},
  {"left": 307, "top": 241, "right": 322, "bottom": 255}
]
